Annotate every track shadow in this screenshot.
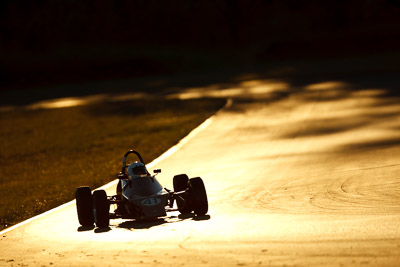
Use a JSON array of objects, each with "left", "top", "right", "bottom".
[
  {"left": 257, "top": 56, "right": 400, "bottom": 144},
  {"left": 118, "top": 218, "right": 167, "bottom": 230},
  {"left": 94, "top": 226, "right": 112, "bottom": 233},
  {"left": 116, "top": 213, "right": 211, "bottom": 231},
  {"left": 193, "top": 214, "right": 211, "bottom": 221},
  {"left": 77, "top": 225, "right": 95, "bottom": 232},
  {"left": 339, "top": 137, "right": 400, "bottom": 152},
  {"left": 176, "top": 213, "right": 211, "bottom": 221}
]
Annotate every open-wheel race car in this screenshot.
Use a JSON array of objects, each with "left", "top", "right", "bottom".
[{"left": 75, "top": 150, "right": 208, "bottom": 228}]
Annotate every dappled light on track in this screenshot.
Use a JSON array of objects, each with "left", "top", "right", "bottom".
[
  {"left": 29, "top": 97, "right": 90, "bottom": 109},
  {"left": 26, "top": 93, "right": 150, "bottom": 110},
  {"left": 305, "top": 81, "right": 349, "bottom": 91},
  {"left": 1, "top": 70, "right": 400, "bottom": 266},
  {"left": 168, "top": 79, "right": 290, "bottom": 100}
]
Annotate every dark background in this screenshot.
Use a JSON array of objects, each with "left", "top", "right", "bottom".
[{"left": 1, "top": 0, "right": 400, "bottom": 91}]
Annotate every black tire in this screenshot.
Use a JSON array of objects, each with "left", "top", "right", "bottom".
[
  {"left": 173, "top": 174, "right": 189, "bottom": 191},
  {"left": 75, "top": 186, "right": 94, "bottom": 226},
  {"left": 93, "top": 190, "right": 109, "bottom": 228},
  {"left": 189, "top": 177, "right": 208, "bottom": 216},
  {"left": 173, "top": 174, "right": 193, "bottom": 214}
]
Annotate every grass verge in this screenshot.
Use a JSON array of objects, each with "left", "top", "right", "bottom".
[{"left": 0, "top": 97, "right": 225, "bottom": 231}]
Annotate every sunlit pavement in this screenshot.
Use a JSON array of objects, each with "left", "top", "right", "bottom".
[{"left": 1, "top": 69, "right": 400, "bottom": 266}]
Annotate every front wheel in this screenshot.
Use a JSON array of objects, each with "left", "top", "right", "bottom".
[
  {"left": 189, "top": 177, "right": 208, "bottom": 216},
  {"left": 75, "top": 186, "right": 94, "bottom": 226},
  {"left": 173, "top": 174, "right": 193, "bottom": 214},
  {"left": 93, "top": 190, "right": 109, "bottom": 228}
]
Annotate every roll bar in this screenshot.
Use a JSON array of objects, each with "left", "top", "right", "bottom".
[{"left": 121, "top": 150, "right": 145, "bottom": 174}]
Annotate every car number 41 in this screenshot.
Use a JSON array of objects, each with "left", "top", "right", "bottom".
[{"left": 141, "top": 198, "right": 161, "bottom": 206}]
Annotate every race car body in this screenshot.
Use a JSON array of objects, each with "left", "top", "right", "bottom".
[
  {"left": 75, "top": 150, "right": 208, "bottom": 228},
  {"left": 119, "top": 175, "right": 169, "bottom": 218}
]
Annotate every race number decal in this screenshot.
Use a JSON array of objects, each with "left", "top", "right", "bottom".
[{"left": 141, "top": 198, "right": 161, "bottom": 206}]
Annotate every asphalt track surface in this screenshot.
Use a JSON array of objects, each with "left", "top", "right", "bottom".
[{"left": 1, "top": 74, "right": 400, "bottom": 266}]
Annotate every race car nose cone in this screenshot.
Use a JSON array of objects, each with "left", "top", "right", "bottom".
[
  {"left": 141, "top": 197, "right": 162, "bottom": 206},
  {"left": 131, "top": 195, "right": 168, "bottom": 218}
]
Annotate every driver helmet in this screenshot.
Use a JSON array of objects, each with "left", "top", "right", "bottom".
[{"left": 127, "top": 161, "right": 148, "bottom": 179}]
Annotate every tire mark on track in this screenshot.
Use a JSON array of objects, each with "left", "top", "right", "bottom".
[
  {"left": 310, "top": 173, "right": 400, "bottom": 215},
  {"left": 178, "top": 236, "right": 192, "bottom": 251}
]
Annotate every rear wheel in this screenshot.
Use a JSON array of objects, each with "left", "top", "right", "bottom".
[
  {"left": 173, "top": 174, "right": 193, "bottom": 214},
  {"left": 75, "top": 186, "right": 94, "bottom": 226},
  {"left": 189, "top": 177, "right": 208, "bottom": 216},
  {"left": 93, "top": 190, "right": 109, "bottom": 228}
]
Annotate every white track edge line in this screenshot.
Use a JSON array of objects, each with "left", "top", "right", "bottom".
[{"left": 0, "top": 98, "right": 232, "bottom": 236}]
